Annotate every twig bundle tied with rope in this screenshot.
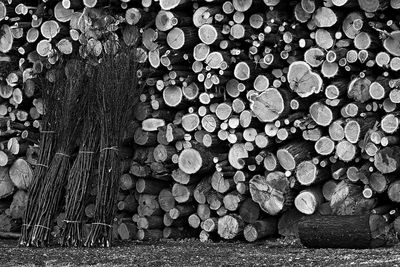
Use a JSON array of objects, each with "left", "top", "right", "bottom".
[
  {"left": 85, "top": 43, "right": 144, "bottom": 247},
  {"left": 19, "top": 67, "right": 64, "bottom": 246},
  {"left": 61, "top": 80, "right": 100, "bottom": 247},
  {"left": 21, "top": 60, "right": 86, "bottom": 247}
]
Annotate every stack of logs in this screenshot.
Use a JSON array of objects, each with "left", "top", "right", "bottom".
[{"left": 2, "top": 0, "right": 400, "bottom": 244}]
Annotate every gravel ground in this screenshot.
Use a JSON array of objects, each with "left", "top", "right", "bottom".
[{"left": 1, "top": 238, "right": 400, "bottom": 266}]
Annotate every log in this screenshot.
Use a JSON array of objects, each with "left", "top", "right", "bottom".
[
  {"left": 211, "top": 171, "right": 235, "bottom": 194},
  {"left": 178, "top": 147, "right": 214, "bottom": 174},
  {"left": 223, "top": 191, "right": 245, "bottom": 211},
  {"left": 299, "top": 214, "right": 389, "bottom": 248},
  {"left": 202, "top": 217, "right": 218, "bottom": 233},
  {"left": 158, "top": 188, "right": 176, "bottom": 212},
  {"left": 137, "top": 229, "right": 163, "bottom": 241},
  {"left": 374, "top": 146, "right": 400, "bottom": 174},
  {"left": 197, "top": 203, "right": 211, "bottom": 221},
  {"left": 277, "top": 208, "right": 305, "bottom": 238},
  {"left": 9, "top": 190, "right": 28, "bottom": 219},
  {"left": 217, "top": 214, "right": 244, "bottom": 239},
  {"left": 137, "top": 216, "right": 164, "bottom": 230},
  {"left": 136, "top": 178, "right": 168, "bottom": 194},
  {"left": 250, "top": 172, "right": 294, "bottom": 215},
  {"left": 330, "top": 181, "right": 377, "bottom": 215},
  {"left": 188, "top": 214, "right": 201, "bottom": 228},
  {"left": 297, "top": 161, "right": 328, "bottom": 185},
  {"left": 169, "top": 204, "right": 196, "bottom": 219},
  {"left": 0, "top": 166, "right": 14, "bottom": 199},
  {"left": 239, "top": 198, "right": 260, "bottom": 224},
  {"left": 244, "top": 217, "right": 278, "bottom": 242},
  {"left": 387, "top": 180, "right": 400, "bottom": 203},
  {"left": 172, "top": 183, "right": 194, "bottom": 203},
  {"left": 249, "top": 89, "right": 289, "bottom": 122},
  {"left": 228, "top": 143, "right": 248, "bottom": 170},
  {"left": 117, "top": 195, "right": 138, "bottom": 213},
  {"left": 276, "top": 140, "right": 312, "bottom": 171},
  {"left": 288, "top": 61, "right": 322, "bottom": 98},
  {"left": 118, "top": 222, "right": 138, "bottom": 240},
  {"left": 138, "top": 194, "right": 163, "bottom": 217},
  {"left": 193, "top": 176, "right": 212, "bottom": 204},
  {"left": 294, "top": 187, "right": 324, "bottom": 215},
  {"left": 8, "top": 158, "right": 32, "bottom": 190}
]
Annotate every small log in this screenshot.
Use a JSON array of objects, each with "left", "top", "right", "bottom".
[
  {"left": 158, "top": 188, "right": 176, "bottom": 212},
  {"left": 197, "top": 203, "right": 211, "bottom": 221},
  {"left": 296, "top": 160, "right": 329, "bottom": 186},
  {"left": 138, "top": 194, "right": 163, "bottom": 217},
  {"left": 206, "top": 190, "right": 224, "bottom": 210},
  {"left": 277, "top": 140, "right": 312, "bottom": 171},
  {"left": 335, "top": 140, "right": 357, "bottom": 162},
  {"left": 228, "top": 143, "right": 249, "bottom": 170},
  {"left": 153, "top": 144, "right": 176, "bottom": 163},
  {"left": 244, "top": 218, "right": 278, "bottom": 242},
  {"left": 223, "top": 191, "right": 245, "bottom": 211},
  {"left": 218, "top": 214, "right": 244, "bottom": 240},
  {"left": 136, "top": 178, "right": 168, "bottom": 194},
  {"left": 178, "top": 147, "right": 214, "bottom": 174},
  {"left": 169, "top": 204, "right": 196, "bottom": 219},
  {"left": 172, "top": 183, "right": 195, "bottom": 203},
  {"left": 202, "top": 217, "right": 218, "bottom": 232},
  {"left": 309, "top": 102, "right": 337, "bottom": 127},
  {"left": 167, "top": 27, "right": 198, "bottom": 50},
  {"left": 381, "top": 114, "right": 399, "bottom": 134},
  {"left": 314, "top": 136, "right": 335, "bottom": 155},
  {"left": 198, "top": 24, "right": 223, "bottom": 45},
  {"left": 239, "top": 198, "right": 260, "bottom": 224},
  {"left": 181, "top": 113, "right": 200, "bottom": 132},
  {"left": 299, "top": 214, "right": 388, "bottom": 248},
  {"left": 194, "top": 176, "right": 212, "bottom": 204},
  {"left": 211, "top": 171, "right": 235, "bottom": 194},
  {"left": 138, "top": 216, "right": 164, "bottom": 230},
  {"left": 142, "top": 118, "right": 165, "bottom": 132},
  {"left": 137, "top": 229, "right": 163, "bottom": 241},
  {"left": 322, "top": 180, "right": 338, "bottom": 201},
  {"left": 294, "top": 187, "right": 324, "bottom": 215},
  {"left": 118, "top": 222, "right": 138, "bottom": 240},
  {"left": 188, "top": 214, "right": 201, "bottom": 228},
  {"left": 117, "top": 195, "right": 138, "bottom": 213}
]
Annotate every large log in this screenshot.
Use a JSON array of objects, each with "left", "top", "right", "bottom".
[
  {"left": 0, "top": 167, "right": 14, "bottom": 199},
  {"left": 250, "top": 172, "right": 294, "bottom": 215},
  {"left": 299, "top": 214, "right": 389, "bottom": 248}
]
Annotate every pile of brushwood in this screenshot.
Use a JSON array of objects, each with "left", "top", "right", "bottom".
[{"left": 19, "top": 43, "right": 144, "bottom": 247}]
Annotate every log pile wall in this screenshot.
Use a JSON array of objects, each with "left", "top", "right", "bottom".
[{"left": 1, "top": 0, "right": 400, "bottom": 243}]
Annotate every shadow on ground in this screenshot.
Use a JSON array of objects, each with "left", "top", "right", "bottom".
[{"left": 1, "top": 238, "right": 400, "bottom": 266}]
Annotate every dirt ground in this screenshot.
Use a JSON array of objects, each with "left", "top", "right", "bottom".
[{"left": 1, "top": 238, "right": 400, "bottom": 266}]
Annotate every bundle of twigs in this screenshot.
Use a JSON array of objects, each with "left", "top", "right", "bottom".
[
  {"left": 24, "top": 59, "right": 86, "bottom": 247},
  {"left": 19, "top": 67, "right": 64, "bottom": 246},
  {"left": 61, "top": 86, "right": 99, "bottom": 247},
  {"left": 85, "top": 44, "right": 144, "bottom": 247}
]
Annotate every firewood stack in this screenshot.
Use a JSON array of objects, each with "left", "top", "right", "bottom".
[{"left": 1, "top": 0, "right": 400, "bottom": 246}]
